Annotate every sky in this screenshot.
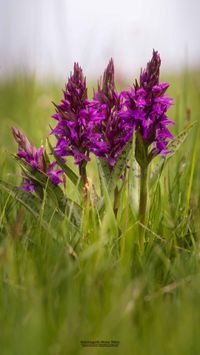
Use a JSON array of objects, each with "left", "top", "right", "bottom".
[{"left": 0, "top": 0, "right": 199, "bottom": 80}]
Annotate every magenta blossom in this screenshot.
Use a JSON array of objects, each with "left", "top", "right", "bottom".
[
  {"left": 121, "top": 50, "right": 174, "bottom": 163},
  {"left": 51, "top": 63, "right": 107, "bottom": 166},
  {"left": 90, "top": 59, "right": 134, "bottom": 167},
  {"left": 12, "top": 128, "right": 62, "bottom": 191}
]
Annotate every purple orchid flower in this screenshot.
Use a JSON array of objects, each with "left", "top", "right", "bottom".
[
  {"left": 121, "top": 50, "right": 174, "bottom": 164},
  {"left": 51, "top": 63, "right": 106, "bottom": 167},
  {"left": 12, "top": 127, "right": 62, "bottom": 191},
  {"left": 90, "top": 58, "right": 134, "bottom": 167}
]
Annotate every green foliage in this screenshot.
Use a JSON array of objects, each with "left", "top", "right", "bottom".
[
  {"left": 48, "top": 139, "right": 82, "bottom": 192},
  {"left": 1, "top": 154, "right": 82, "bottom": 229},
  {"left": 150, "top": 121, "right": 197, "bottom": 188},
  {"left": 135, "top": 131, "right": 148, "bottom": 168},
  {"left": 98, "top": 138, "right": 133, "bottom": 198},
  {"left": 0, "top": 179, "right": 63, "bottom": 231}
]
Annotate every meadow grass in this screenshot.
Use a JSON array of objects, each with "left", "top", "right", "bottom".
[{"left": 0, "top": 71, "right": 200, "bottom": 355}]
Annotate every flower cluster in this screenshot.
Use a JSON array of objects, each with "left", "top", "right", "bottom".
[
  {"left": 122, "top": 50, "right": 174, "bottom": 163},
  {"left": 12, "top": 50, "right": 174, "bottom": 193},
  {"left": 90, "top": 59, "right": 134, "bottom": 167},
  {"left": 12, "top": 128, "right": 62, "bottom": 191},
  {"left": 51, "top": 63, "right": 107, "bottom": 166}
]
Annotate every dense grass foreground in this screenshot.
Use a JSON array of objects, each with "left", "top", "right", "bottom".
[{"left": 0, "top": 71, "right": 200, "bottom": 355}]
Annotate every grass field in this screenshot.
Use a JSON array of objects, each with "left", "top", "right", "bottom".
[{"left": 0, "top": 71, "right": 200, "bottom": 355}]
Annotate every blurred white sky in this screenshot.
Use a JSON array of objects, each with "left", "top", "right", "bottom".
[{"left": 0, "top": 0, "right": 199, "bottom": 80}]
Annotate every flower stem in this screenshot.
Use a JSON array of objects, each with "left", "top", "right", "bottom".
[
  {"left": 138, "top": 165, "right": 148, "bottom": 253},
  {"left": 79, "top": 160, "right": 89, "bottom": 199},
  {"left": 79, "top": 161, "right": 87, "bottom": 185}
]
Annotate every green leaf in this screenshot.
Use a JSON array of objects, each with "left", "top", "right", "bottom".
[
  {"left": 167, "top": 121, "right": 197, "bottom": 157},
  {"left": 150, "top": 121, "right": 197, "bottom": 188},
  {"left": 135, "top": 132, "right": 148, "bottom": 168},
  {"left": 95, "top": 165, "right": 118, "bottom": 234},
  {"left": 47, "top": 139, "right": 83, "bottom": 192},
  {"left": 109, "top": 139, "right": 133, "bottom": 191},
  {"left": 97, "top": 157, "right": 111, "bottom": 192},
  {"left": 149, "top": 157, "right": 165, "bottom": 188},
  {"left": 97, "top": 139, "right": 133, "bottom": 194},
  {"left": 43, "top": 146, "right": 51, "bottom": 167}
]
